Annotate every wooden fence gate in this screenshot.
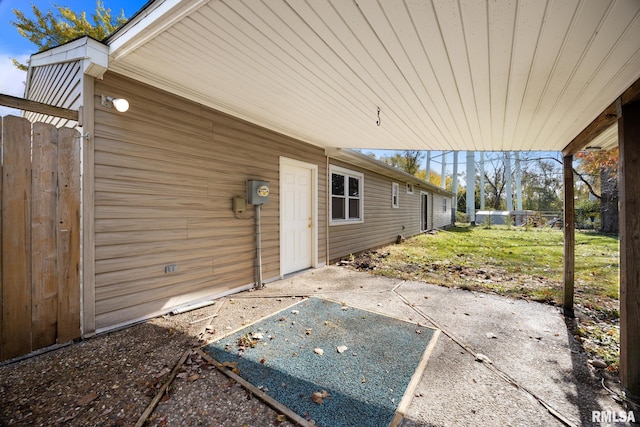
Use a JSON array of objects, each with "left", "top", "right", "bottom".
[{"left": 1, "top": 115, "right": 81, "bottom": 362}]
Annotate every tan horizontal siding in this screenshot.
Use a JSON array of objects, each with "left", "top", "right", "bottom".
[
  {"left": 93, "top": 72, "right": 326, "bottom": 330},
  {"left": 328, "top": 160, "right": 424, "bottom": 261},
  {"left": 432, "top": 194, "right": 454, "bottom": 229},
  {"left": 95, "top": 278, "right": 243, "bottom": 330},
  {"left": 96, "top": 257, "right": 214, "bottom": 290}
]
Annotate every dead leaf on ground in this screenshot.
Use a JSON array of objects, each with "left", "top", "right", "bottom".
[
  {"left": 475, "top": 353, "right": 492, "bottom": 364},
  {"left": 311, "top": 390, "right": 331, "bottom": 404},
  {"left": 76, "top": 391, "right": 98, "bottom": 406},
  {"left": 221, "top": 361, "right": 238, "bottom": 369},
  {"left": 188, "top": 374, "right": 200, "bottom": 382}
]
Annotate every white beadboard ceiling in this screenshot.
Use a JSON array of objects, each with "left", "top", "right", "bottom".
[{"left": 106, "top": 0, "right": 640, "bottom": 152}]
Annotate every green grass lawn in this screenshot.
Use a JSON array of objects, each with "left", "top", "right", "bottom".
[{"left": 349, "top": 224, "right": 621, "bottom": 369}]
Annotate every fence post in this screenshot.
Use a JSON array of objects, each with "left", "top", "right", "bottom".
[
  {"left": 1, "top": 116, "right": 33, "bottom": 360},
  {"left": 57, "top": 127, "right": 81, "bottom": 342},
  {"left": 31, "top": 122, "right": 59, "bottom": 349}
]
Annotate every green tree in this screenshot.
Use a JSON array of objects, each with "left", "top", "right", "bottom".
[
  {"left": 521, "top": 158, "right": 562, "bottom": 212},
  {"left": 380, "top": 150, "right": 424, "bottom": 176},
  {"left": 11, "top": 0, "right": 127, "bottom": 70},
  {"left": 575, "top": 147, "right": 619, "bottom": 234}
]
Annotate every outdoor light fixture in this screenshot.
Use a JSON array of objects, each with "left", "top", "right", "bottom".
[
  {"left": 101, "top": 94, "right": 129, "bottom": 113},
  {"left": 585, "top": 146, "right": 602, "bottom": 152}
]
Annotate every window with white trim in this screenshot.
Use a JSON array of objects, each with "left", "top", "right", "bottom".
[
  {"left": 392, "top": 182, "right": 399, "bottom": 208},
  {"left": 406, "top": 183, "right": 414, "bottom": 194},
  {"left": 443, "top": 198, "right": 448, "bottom": 212},
  {"left": 330, "top": 166, "right": 363, "bottom": 223}
]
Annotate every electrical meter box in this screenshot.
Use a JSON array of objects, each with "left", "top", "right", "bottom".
[{"left": 247, "top": 180, "right": 270, "bottom": 205}]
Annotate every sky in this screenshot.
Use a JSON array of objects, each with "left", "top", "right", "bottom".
[{"left": 0, "top": 0, "right": 148, "bottom": 115}]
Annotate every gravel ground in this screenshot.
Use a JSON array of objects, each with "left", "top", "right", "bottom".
[{"left": 0, "top": 296, "right": 299, "bottom": 427}]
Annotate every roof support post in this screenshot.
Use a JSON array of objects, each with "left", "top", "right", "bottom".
[
  {"left": 514, "top": 152, "right": 523, "bottom": 211},
  {"left": 425, "top": 151, "right": 431, "bottom": 179},
  {"left": 562, "top": 154, "right": 575, "bottom": 317},
  {"left": 441, "top": 151, "right": 447, "bottom": 190},
  {"left": 619, "top": 101, "right": 640, "bottom": 403},
  {"left": 451, "top": 151, "right": 458, "bottom": 224},
  {"left": 479, "top": 152, "right": 485, "bottom": 210},
  {"left": 505, "top": 153, "right": 513, "bottom": 212},
  {"left": 466, "top": 151, "right": 475, "bottom": 224}
]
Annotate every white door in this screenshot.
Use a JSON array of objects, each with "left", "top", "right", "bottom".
[{"left": 280, "top": 158, "right": 316, "bottom": 275}]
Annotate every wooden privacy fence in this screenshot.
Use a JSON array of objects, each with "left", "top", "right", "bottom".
[{"left": 1, "top": 115, "right": 81, "bottom": 361}]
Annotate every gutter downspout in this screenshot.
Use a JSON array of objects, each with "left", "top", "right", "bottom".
[{"left": 326, "top": 155, "right": 330, "bottom": 266}]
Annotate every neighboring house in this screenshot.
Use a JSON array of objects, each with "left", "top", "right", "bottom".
[
  {"left": 20, "top": 37, "right": 453, "bottom": 337},
  {"left": 475, "top": 211, "right": 511, "bottom": 226}
]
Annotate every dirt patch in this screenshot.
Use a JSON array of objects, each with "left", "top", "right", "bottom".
[
  {"left": 343, "top": 250, "right": 554, "bottom": 295},
  {"left": 0, "top": 322, "right": 190, "bottom": 426}
]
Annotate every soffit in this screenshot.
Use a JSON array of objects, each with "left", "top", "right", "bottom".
[{"left": 107, "top": 0, "right": 640, "bottom": 152}]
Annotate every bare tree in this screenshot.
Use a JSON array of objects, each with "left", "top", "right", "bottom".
[{"left": 482, "top": 154, "right": 507, "bottom": 210}]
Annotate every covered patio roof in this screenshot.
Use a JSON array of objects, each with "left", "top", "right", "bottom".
[{"left": 104, "top": 0, "right": 640, "bottom": 154}]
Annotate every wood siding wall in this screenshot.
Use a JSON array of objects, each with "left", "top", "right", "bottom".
[
  {"left": 328, "top": 160, "right": 424, "bottom": 261},
  {"left": 25, "top": 61, "right": 81, "bottom": 128},
  {"left": 92, "top": 73, "right": 326, "bottom": 331}
]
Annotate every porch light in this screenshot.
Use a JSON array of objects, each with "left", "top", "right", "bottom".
[{"left": 101, "top": 95, "right": 129, "bottom": 112}]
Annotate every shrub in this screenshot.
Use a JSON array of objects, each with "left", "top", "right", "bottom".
[{"left": 576, "top": 199, "right": 600, "bottom": 229}]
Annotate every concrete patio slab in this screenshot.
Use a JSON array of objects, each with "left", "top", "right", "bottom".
[
  {"left": 1, "top": 265, "right": 631, "bottom": 427},
  {"left": 252, "top": 266, "right": 629, "bottom": 426}
]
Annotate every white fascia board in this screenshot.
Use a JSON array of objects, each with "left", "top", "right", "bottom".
[
  {"left": 29, "top": 37, "right": 109, "bottom": 78},
  {"left": 108, "top": 0, "right": 211, "bottom": 61}
]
